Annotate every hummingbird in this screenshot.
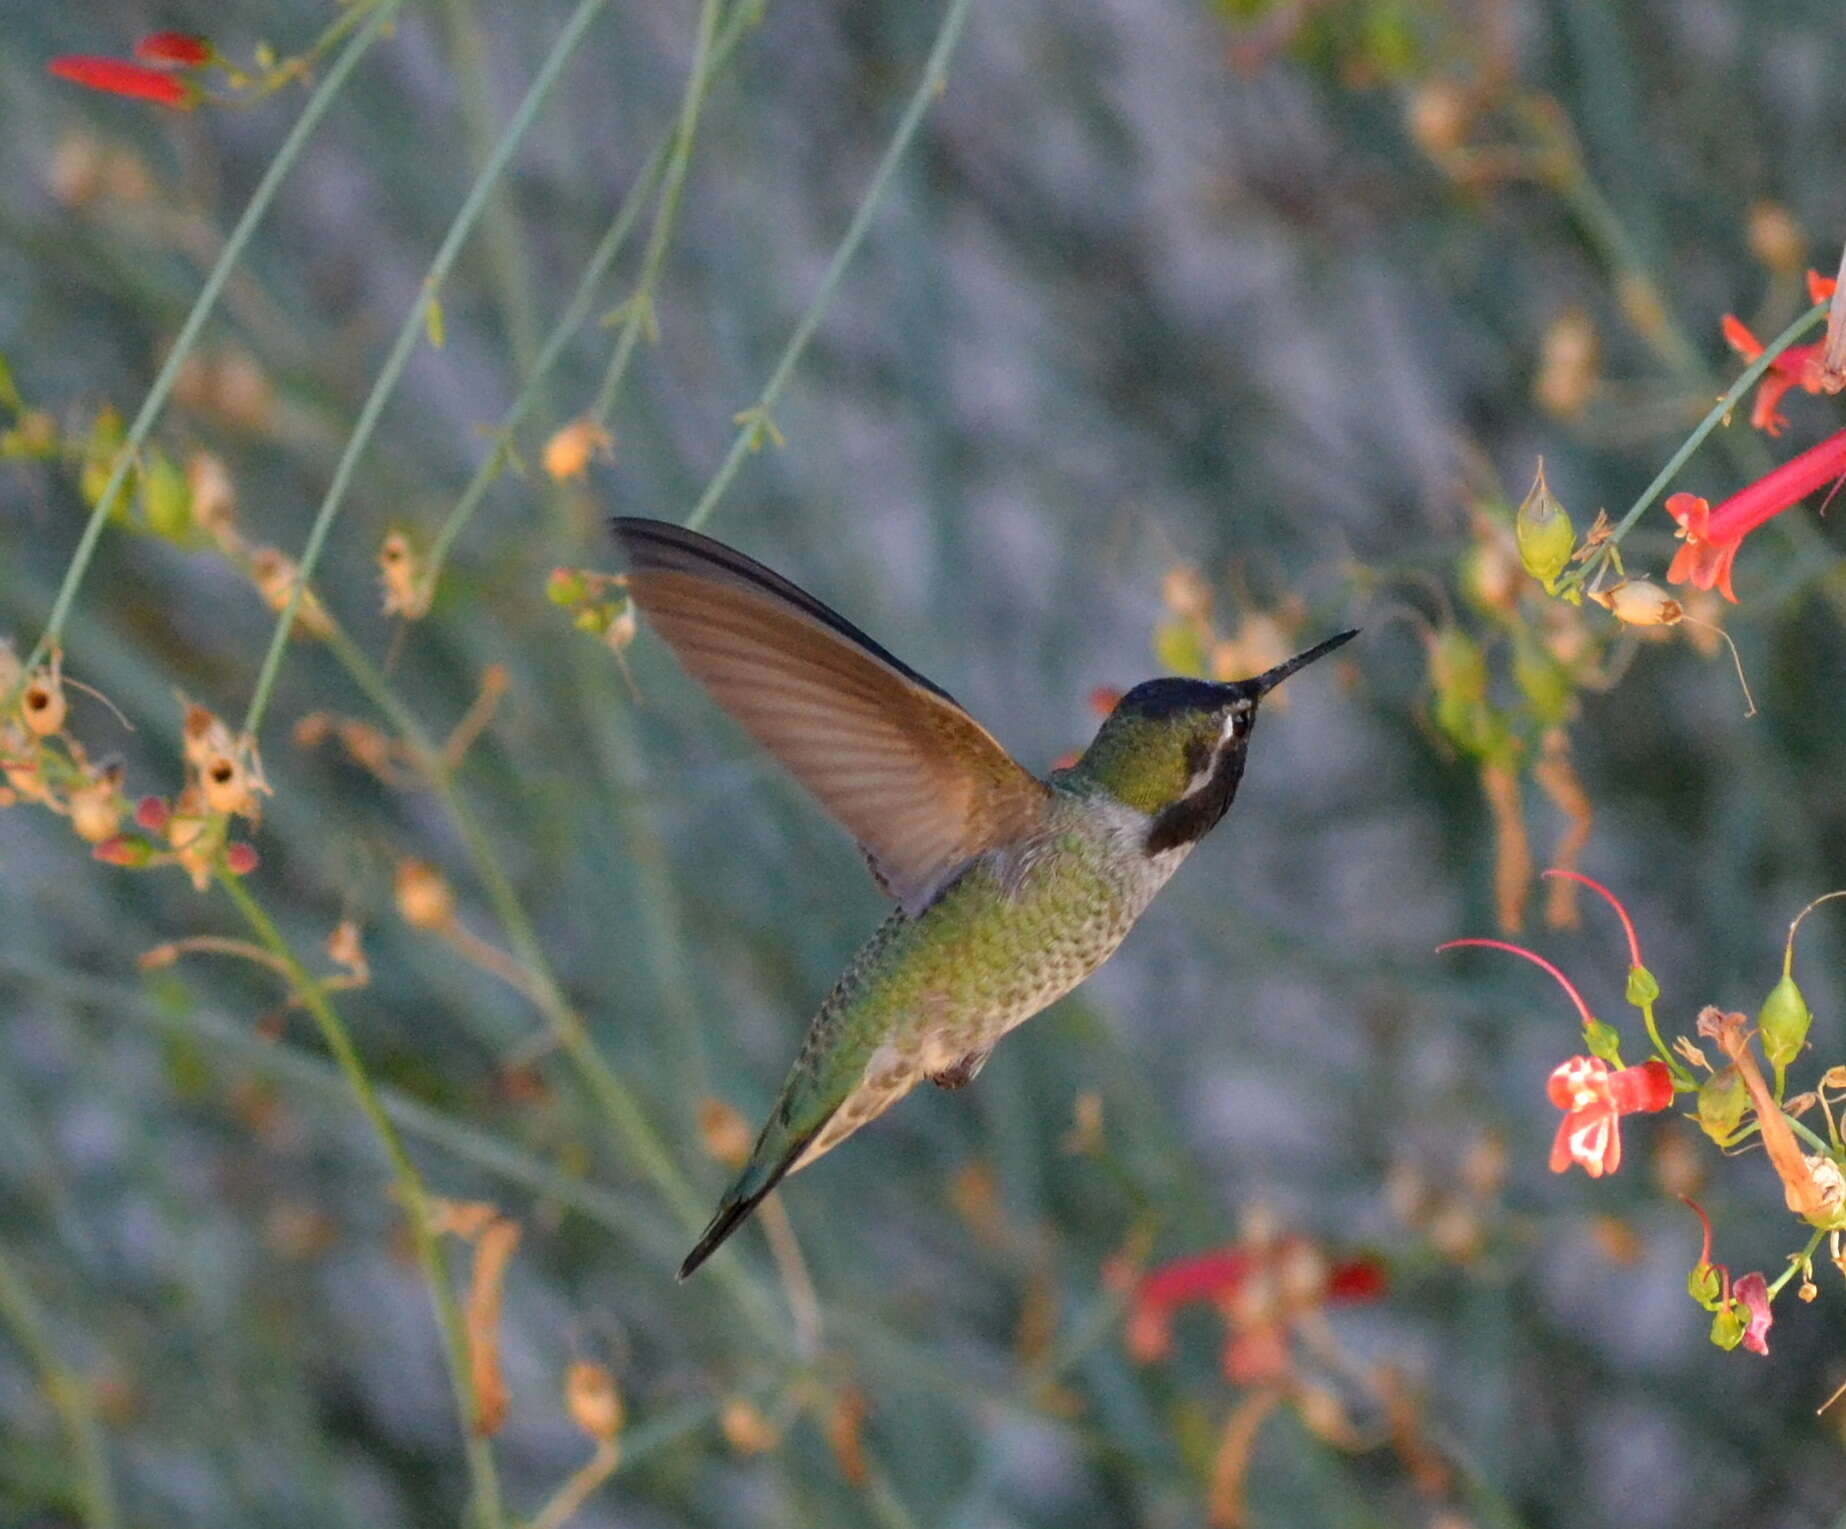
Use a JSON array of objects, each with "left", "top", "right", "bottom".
[{"left": 611, "top": 517, "right": 1356, "bottom": 1278}]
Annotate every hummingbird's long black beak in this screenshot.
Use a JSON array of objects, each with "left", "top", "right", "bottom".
[{"left": 1250, "top": 629, "right": 1359, "bottom": 696}]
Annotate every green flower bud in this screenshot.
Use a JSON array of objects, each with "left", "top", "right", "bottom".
[
  {"left": 1512, "top": 644, "right": 1571, "bottom": 724},
  {"left": 1709, "top": 1302, "right": 1745, "bottom": 1351},
  {"left": 80, "top": 405, "right": 131, "bottom": 512},
  {"left": 1515, "top": 470, "right": 1575, "bottom": 592},
  {"left": 1758, "top": 972, "right": 1812, "bottom": 1073},
  {"left": 1688, "top": 1261, "right": 1722, "bottom": 1310},
  {"left": 1697, "top": 1066, "right": 1748, "bottom": 1146},
  {"left": 1153, "top": 618, "right": 1207, "bottom": 679},
  {"left": 547, "top": 567, "right": 589, "bottom": 607},
  {"left": 1583, "top": 1018, "right": 1624, "bottom": 1066},
  {"left": 1625, "top": 965, "right": 1661, "bottom": 1009},
  {"left": 140, "top": 451, "right": 192, "bottom": 542}
]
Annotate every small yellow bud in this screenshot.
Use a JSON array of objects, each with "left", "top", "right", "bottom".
[
  {"left": 395, "top": 859, "right": 456, "bottom": 931},
  {"left": 249, "top": 548, "right": 334, "bottom": 639},
  {"left": 719, "top": 1397, "right": 778, "bottom": 1455},
  {"left": 67, "top": 777, "right": 123, "bottom": 843},
  {"left": 140, "top": 450, "right": 192, "bottom": 541},
  {"left": 1405, "top": 80, "right": 1470, "bottom": 159},
  {"left": 377, "top": 531, "right": 429, "bottom": 619},
  {"left": 185, "top": 451, "right": 237, "bottom": 542},
  {"left": 1746, "top": 201, "right": 1805, "bottom": 274},
  {"left": 564, "top": 1361, "right": 624, "bottom": 1443},
  {"left": 696, "top": 1099, "right": 753, "bottom": 1167},
  {"left": 1159, "top": 564, "right": 1212, "bottom": 622},
  {"left": 1534, "top": 309, "right": 1599, "bottom": 420},
  {"left": 542, "top": 418, "right": 614, "bottom": 481}
]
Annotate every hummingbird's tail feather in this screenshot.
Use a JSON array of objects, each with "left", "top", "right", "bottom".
[{"left": 677, "top": 1115, "right": 831, "bottom": 1281}]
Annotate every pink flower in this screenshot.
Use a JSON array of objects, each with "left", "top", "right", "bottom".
[
  {"left": 1732, "top": 1271, "right": 1774, "bottom": 1356},
  {"left": 1665, "top": 425, "right": 1846, "bottom": 603},
  {"left": 47, "top": 55, "right": 197, "bottom": 108},
  {"left": 224, "top": 842, "right": 259, "bottom": 876},
  {"left": 1547, "top": 1056, "right": 1673, "bottom": 1177}
]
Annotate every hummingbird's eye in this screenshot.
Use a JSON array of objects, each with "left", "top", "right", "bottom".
[{"left": 1221, "top": 706, "right": 1253, "bottom": 743}]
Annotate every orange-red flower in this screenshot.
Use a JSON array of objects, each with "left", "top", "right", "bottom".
[
  {"left": 1546, "top": 1055, "right": 1672, "bottom": 1177},
  {"left": 48, "top": 56, "right": 196, "bottom": 108},
  {"left": 1665, "top": 425, "right": 1846, "bottom": 601},
  {"left": 1722, "top": 270, "right": 1839, "bottom": 436},
  {"left": 134, "top": 32, "right": 211, "bottom": 67}
]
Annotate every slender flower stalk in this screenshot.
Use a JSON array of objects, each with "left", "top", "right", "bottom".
[
  {"left": 1436, "top": 938, "right": 1596, "bottom": 1029},
  {"left": 1665, "top": 425, "right": 1846, "bottom": 602}
]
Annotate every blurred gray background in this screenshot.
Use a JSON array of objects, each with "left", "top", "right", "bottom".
[{"left": 3, "top": 0, "right": 1846, "bottom": 1524}]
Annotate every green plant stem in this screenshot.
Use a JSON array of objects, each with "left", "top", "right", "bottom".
[
  {"left": 0, "top": 1242, "right": 118, "bottom": 1529},
  {"left": 23, "top": 0, "right": 404, "bottom": 679},
  {"left": 1572, "top": 304, "right": 1828, "bottom": 575},
  {"left": 415, "top": 0, "right": 763, "bottom": 604},
  {"left": 240, "top": 0, "right": 614, "bottom": 742},
  {"left": 684, "top": 0, "right": 979, "bottom": 531},
  {"left": 438, "top": 0, "right": 546, "bottom": 383},
  {"left": 1766, "top": 1227, "right": 1827, "bottom": 1299},
  {"left": 215, "top": 872, "right": 505, "bottom": 1528},
  {"left": 588, "top": 0, "right": 728, "bottom": 424},
  {"left": 1782, "top": 1111, "right": 1833, "bottom": 1158},
  {"left": 318, "top": 625, "right": 781, "bottom": 1336}
]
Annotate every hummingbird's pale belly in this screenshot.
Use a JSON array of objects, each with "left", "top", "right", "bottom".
[{"left": 790, "top": 795, "right": 1185, "bottom": 1167}]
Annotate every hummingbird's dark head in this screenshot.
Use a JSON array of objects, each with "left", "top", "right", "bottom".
[{"left": 1069, "top": 630, "right": 1357, "bottom": 855}]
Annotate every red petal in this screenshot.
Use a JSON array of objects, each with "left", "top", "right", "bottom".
[
  {"left": 1327, "top": 1258, "right": 1387, "bottom": 1303},
  {"left": 1609, "top": 1058, "right": 1673, "bottom": 1114},
  {"left": 1134, "top": 1249, "right": 1254, "bottom": 1313},
  {"left": 47, "top": 56, "right": 194, "bottom": 107},
  {"left": 1808, "top": 270, "right": 1837, "bottom": 304},
  {"left": 1721, "top": 314, "right": 1763, "bottom": 361},
  {"left": 134, "top": 32, "right": 210, "bottom": 67}
]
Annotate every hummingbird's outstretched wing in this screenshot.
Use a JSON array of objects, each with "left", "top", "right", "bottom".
[{"left": 613, "top": 517, "right": 1050, "bottom": 913}]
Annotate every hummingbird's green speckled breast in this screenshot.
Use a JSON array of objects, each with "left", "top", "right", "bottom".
[{"left": 786, "top": 783, "right": 1187, "bottom": 1163}]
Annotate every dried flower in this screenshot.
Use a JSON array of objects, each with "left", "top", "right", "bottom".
[
  {"left": 565, "top": 1360, "right": 624, "bottom": 1443},
  {"left": 542, "top": 418, "right": 613, "bottom": 481},
  {"left": 377, "top": 531, "right": 430, "bottom": 619},
  {"left": 67, "top": 777, "right": 123, "bottom": 844},
  {"left": 1732, "top": 1271, "right": 1774, "bottom": 1356},
  {"left": 395, "top": 860, "right": 456, "bottom": 931}
]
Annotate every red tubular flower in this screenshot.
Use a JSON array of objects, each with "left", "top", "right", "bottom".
[
  {"left": 1665, "top": 425, "right": 1846, "bottom": 602},
  {"left": 1125, "top": 1240, "right": 1386, "bottom": 1372},
  {"left": 134, "top": 32, "right": 211, "bottom": 67},
  {"left": 1547, "top": 1056, "right": 1673, "bottom": 1177},
  {"left": 1731, "top": 1271, "right": 1773, "bottom": 1356},
  {"left": 48, "top": 56, "right": 196, "bottom": 108}
]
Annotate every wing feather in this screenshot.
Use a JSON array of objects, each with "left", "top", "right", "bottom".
[{"left": 612, "top": 518, "right": 1049, "bottom": 911}]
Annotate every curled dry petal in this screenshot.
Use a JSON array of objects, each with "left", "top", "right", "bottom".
[{"left": 1732, "top": 1272, "right": 1773, "bottom": 1356}]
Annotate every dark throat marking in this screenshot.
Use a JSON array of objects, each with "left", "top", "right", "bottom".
[{"left": 1145, "top": 743, "right": 1250, "bottom": 856}]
